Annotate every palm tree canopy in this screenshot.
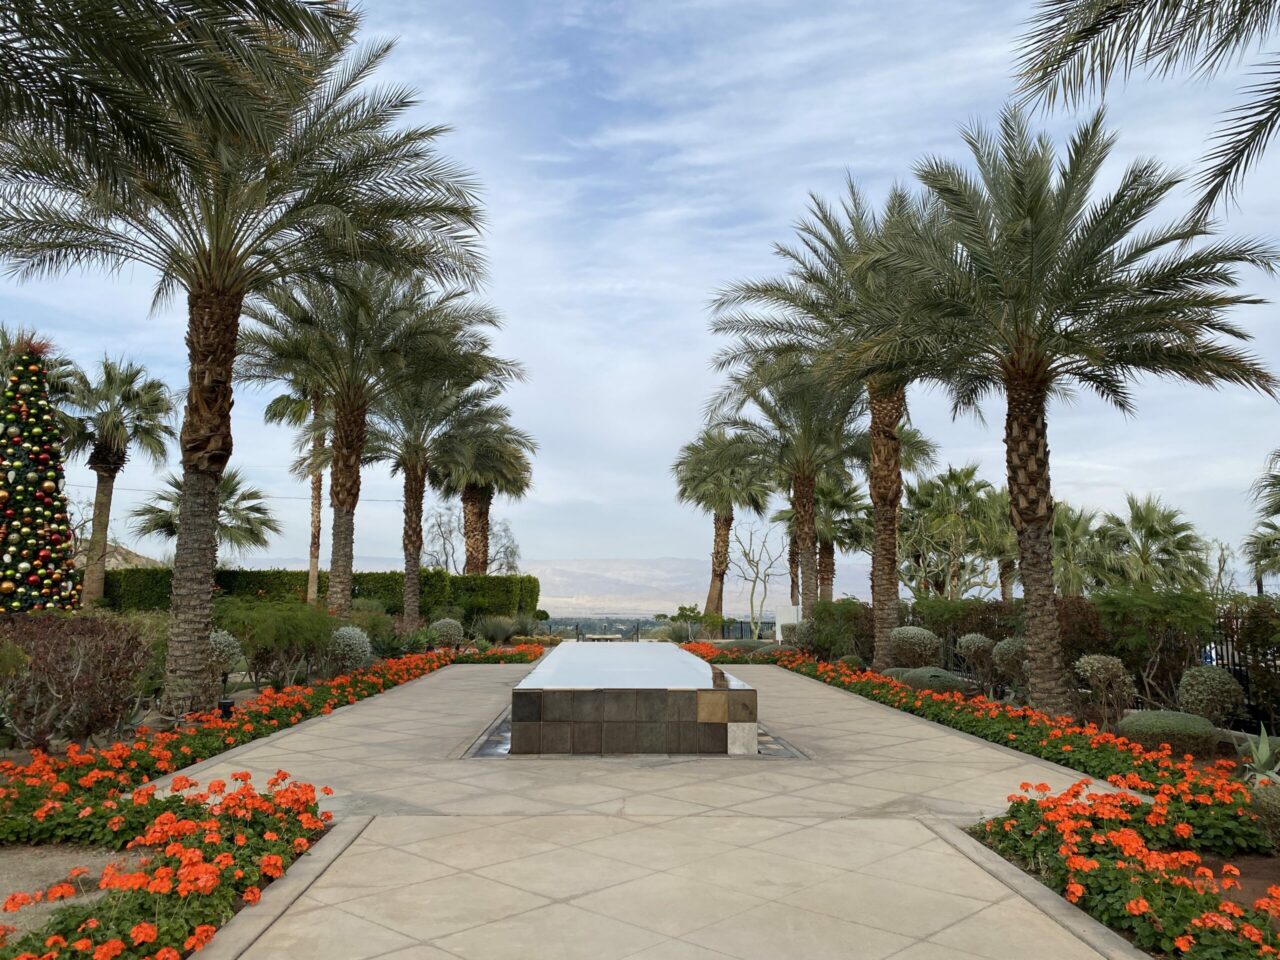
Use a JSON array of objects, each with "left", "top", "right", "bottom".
[
  {"left": 773, "top": 469, "right": 872, "bottom": 552},
  {"left": 130, "top": 468, "right": 281, "bottom": 553},
  {"left": 1095, "top": 493, "right": 1211, "bottom": 591},
  {"left": 1252, "top": 447, "right": 1280, "bottom": 519},
  {"left": 429, "top": 414, "right": 537, "bottom": 501},
  {"left": 64, "top": 357, "right": 175, "bottom": 471},
  {"left": 0, "top": 36, "right": 483, "bottom": 307},
  {"left": 1245, "top": 518, "right": 1280, "bottom": 582},
  {"left": 2, "top": 0, "right": 350, "bottom": 176},
  {"left": 856, "top": 105, "right": 1277, "bottom": 414},
  {"left": 1053, "top": 500, "right": 1102, "bottom": 596},
  {"left": 1017, "top": 0, "right": 1280, "bottom": 213},
  {"left": 672, "top": 428, "right": 773, "bottom": 519}
]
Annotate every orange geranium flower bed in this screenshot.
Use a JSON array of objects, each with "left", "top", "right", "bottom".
[{"left": 0, "top": 646, "right": 541, "bottom": 959}]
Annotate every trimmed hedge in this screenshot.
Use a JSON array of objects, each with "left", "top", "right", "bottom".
[{"left": 103, "top": 567, "right": 536, "bottom": 619}]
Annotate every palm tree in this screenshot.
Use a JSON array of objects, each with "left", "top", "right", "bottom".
[
  {"left": 712, "top": 182, "right": 941, "bottom": 667},
  {"left": 1053, "top": 501, "right": 1102, "bottom": 598},
  {"left": 975, "top": 487, "right": 1019, "bottom": 601},
  {"left": 256, "top": 386, "right": 329, "bottom": 604},
  {"left": 861, "top": 106, "right": 1276, "bottom": 715},
  {"left": 898, "top": 465, "right": 994, "bottom": 600},
  {"left": 774, "top": 470, "right": 872, "bottom": 602},
  {"left": 673, "top": 428, "right": 772, "bottom": 622},
  {"left": 712, "top": 358, "right": 867, "bottom": 617},
  {"left": 1018, "top": 0, "right": 1280, "bottom": 214},
  {"left": 1095, "top": 494, "right": 1211, "bottom": 592},
  {"left": 242, "top": 272, "right": 498, "bottom": 618},
  {"left": 366, "top": 309, "right": 520, "bottom": 631},
  {"left": 64, "top": 359, "right": 175, "bottom": 605},
  {"left": 0, "top": 37, "right": 483, "bottom": 711},
  {"left": 2, "top": 0, "right": 347, "bottom": 176},
  {"left": 1244, "top": 519, "right": 1280, "bottom": 595},
  {"left": 131, "top": 469, "right": 281, "bottom": 553},
  {"left": 430, "top": 415, "right": 537, "bottom": 575}
]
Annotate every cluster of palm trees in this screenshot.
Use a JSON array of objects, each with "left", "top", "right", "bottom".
[
  {"left": 0, "top": 1, "right": 533, "bottom": 713},
  {"left": 683, "top": 104, "right": 1276, "bottom": 716}
]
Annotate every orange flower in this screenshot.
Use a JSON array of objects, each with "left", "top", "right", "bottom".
[
  {"left": 1124, "top": 898, "right": 1150, "bottom": 916},
  {"left": 93, "top": 939, "right": 126, "bottom": 960},
  {"left": 130, "top": 921, "right": 158, "bottom": 945}
]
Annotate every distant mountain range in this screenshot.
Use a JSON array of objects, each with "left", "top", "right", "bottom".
[{"left": 219, "top": 554, "right": 873, "bottom": 617}]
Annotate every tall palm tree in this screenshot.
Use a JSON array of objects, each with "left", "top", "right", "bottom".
[
  {"left": 366, "top": 310, "right": 520, "bottom": 630},
  {"left": 774, "top": 470, "right": 872, "bottom": 602},
  {"left": 898, "top": 464, "right": 994, "bottom": 600},
  {"left": 242, "top": 272, "right": 497, "bottom": 618},
  {"left": 712, "top": 358, "right": 867, "bottom": 617},
  {"left": 430, "top": 416, "right": 536, "bottom": 575},
  {"left": 257, "top": 386, "right": 329, "bottom": 604},
  {"left": 2, "top": 0, "right": 348, "bottom": 176},
  {"left": 64, "top": 359, "right": 175, "bottom": 605},
  {"left": 861, "top": 106, "right": 1276, "bottom": 715},
  {"left": 1244, "top": 519, "right": 1280, "bottom": 595},
  {"left": 0, "top": 37, "right": 482, "bottom": 712},
  {"left": 1053, "top": 501, "right": 1102, "bottom": 598},
  {"left": 712, "top": 182, "right": 941, "bottom": 667},
  {"left": 1095, "top": 493, "right": 1211, "bottom": 592},
  {"left": 673, "top": 428, "right": 773, "bottom": 622},
  {"left": 975, "top": 487, "right": 1019, "bottom": 601},
  {"left": 1018, "top": 0, "right": 1280, "bottom": 214},
  {"left": 131, "top": 468, "right": 281, "bottom": 554}
]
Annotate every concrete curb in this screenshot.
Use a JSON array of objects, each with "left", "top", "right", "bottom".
[
  {"left": 200, "top": 815, "right": 372, "bottom": 960},
  {"left": 926, "top": 818, "right": 1150, "bottom": 960}
]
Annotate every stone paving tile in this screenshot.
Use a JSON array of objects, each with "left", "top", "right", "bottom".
[{"left": 226, "top": 662, "right": 1110, "bottom": 960}]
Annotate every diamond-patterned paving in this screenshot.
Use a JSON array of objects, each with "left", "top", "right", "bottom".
[{"left": 190, "top": 663, "right": 1110, "bottom": 960}]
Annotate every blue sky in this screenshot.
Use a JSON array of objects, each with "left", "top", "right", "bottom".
[{"left": 3, "top": 0, "right": 1279, "bottom": 578}]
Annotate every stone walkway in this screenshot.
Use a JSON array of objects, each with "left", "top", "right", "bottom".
[{"left": 191, "top": 664, "right": 1112, "bottom": 960}]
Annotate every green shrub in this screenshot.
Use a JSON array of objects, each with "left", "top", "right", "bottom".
[
  {"left": 955, "top": 633, "right": 997, "bottom": 693},
  {"left": 1233, "top": 598, "right": 1280, "bottom": 726},
  {"left": 327, "top": 625, "right": 373, "bottom": 677},
  {"left": 1114, "top": 710, "right": 1218, "bottom": 758},
  {"left": 883, "top": 667, "right": 911, "bottom": 681},
  {"left": 214, "top": 599, "right": 332, "bottom": 688},
  {"left": 1074, "top": 654, "right": 1136, "bottom": 730},
  {"left": 451, "top": 574, "right": 539, "bottom": 618},
  {"left": 992, "top": 636, "right": 1027, "bottom": 691},
  {"left": 430, "top": 617, "right": 464, "bottom": 647},
  {"left": 722, "top": 639, "right": 771, "bottom": 654},
  {"left": 912, "top": 597, "right": 1021, "bottom": 646},
  {"left": 474, "top": 615, "right": 517, "bottom": 645},
  {"left": 99, "top": 609, "right": 170, "bottom": 699},
  {"left": 1177, "top": 665, "right": 1246, "bottom": 726},
  {"left": 471, "top": 636, "right": 492, "bottom": 653},
  {"left": 1093, "top": 588, "right": 1215, "bottom": 708},
  {"left": 779, "top": 622, "right": 800, "bottom": 646},
  {"left": 350, "top": 607, "right": 395, "bottom": 645},
  {"left": 806, "top": 599, "right": 873, "bottom": 662},
  {"left": 352, "top": 597, "right": 387, "bottom": 614},
  {"left": 369, "top": 633, "right": 407, "bottom": 660},
  {"left": 208, "top": 628, "right": 243, "bottom": 676},
  {"left": 0, "top": 614, "right": 149, "bottom": 748},
  {"left": 837, "top": 653, "right": 864, "bottom": 669},
  {"left": 1251, "top": 782, "right": 1280, "bottom": 851},
  {"left": 534, "top": 609, "right": 550, "bottom": 621},
  {"left": 900, "top": 666, "right": 968, "bottom": 693},
  {"left": 887, "top": 626, "right": 942, "bottom": 668}
]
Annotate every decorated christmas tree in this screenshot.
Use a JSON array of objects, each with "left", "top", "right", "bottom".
[{"left": 0, "top": 343, "right": 79, "bottom": 612}]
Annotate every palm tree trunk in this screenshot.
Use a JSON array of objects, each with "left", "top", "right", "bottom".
[
  {"left": 704, "top": 509, "right": 733, "bottom": 621},
  {"left": 326, "top": 404, "right": 367, "bottom": 619},
  {"left": 868, "top": 382, "right": 905, "bottom": 671},
  {"left": 81, "top": 451, "right": 123, "bottom": 606},
  {"left": 818, "top": 538, "right": 835, "bottom": 602},
  {"left": 788, "top": 533, "right": 800, "bottom": 607},
  {"left": 461, "top": 483, "right": 491, "bottom": 574},
  {"left": 401, "top": 463, "right": 427, "bottom": 633},
  {"left": 163, "top": 288, "right": 241, "bottom": 715},
  {"left": 1005, "top": 381, "right": 1074, "bottom": 716},
  {"left": 998, "top": 558, "right": 1016, "bottom": 602},
  {"left": 306, "top": 396, "right": 324, "bottom": 605},
  {"left": 793, "top": 472, "right": 818, "bottom": 617},
  {"left": 1257, "top": 574, "right": 1265, "bottom": 596}
]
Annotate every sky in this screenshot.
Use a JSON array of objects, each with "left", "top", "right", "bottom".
[{"left": 3, "top": 0, "right": 1280, "bottom": 595}]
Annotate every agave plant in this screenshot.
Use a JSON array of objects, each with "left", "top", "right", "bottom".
[{"left": 1238, "top": 724, "right": 1280, "bottom": 786}]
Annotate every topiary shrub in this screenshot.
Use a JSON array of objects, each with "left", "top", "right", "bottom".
[
  {"left": 430, "top": 617, "right": 464, "bottom": 647},
  {"left": 1114, "top": 710, "right": 1218, "bottom": 758},
  {"left": 1074, "top": 654, "right": 1136, "bottom": 730},
  {"left": 992, "top": 636, "right": 1028, "bottom": 693},
  {"left": 901, "top": 666, "right": 968, "bottom": 693},
  {"left": 1177, "top": 665, "right": 1246, "bottom": 726},
  {"left": 208, "top": 628, "right": 243, "bottom": 676},
  {"left": 779, "top": 622, "right": 800, "bottom": 646},
  {"left": 327, "top": 626, "right": 373, "bottom": 677},
  {"left": 956, "top": 633, "right": 997, "bottom": 694},
  {"left": 887, "top": 626, "right": 942, "bottom": 668}
]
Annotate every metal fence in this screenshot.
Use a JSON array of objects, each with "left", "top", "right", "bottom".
[
  {"left": 718, "top": 621, "right": 776, "bottom": 641},
  {"left": 1206, "top": 612, "right": 1280, "bottom": 722}
]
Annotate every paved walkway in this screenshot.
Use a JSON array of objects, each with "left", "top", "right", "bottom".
[{"left": 192, "top": 664, "right": 1109, "bottom": 960}]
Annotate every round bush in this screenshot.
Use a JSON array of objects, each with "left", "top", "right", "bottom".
[
  {"left": 208, "top": 628, "right": 243, "bottom": 676},
  {"left": 956, "top": 632, "right": 995, "bottom": 665},
  {"left": 1177, "top": 665, "right": 1246, "bottom": 726},
  {"left": 430, "top": 618, "right": 464, "bottom": 647},
  {"left": 1251, "top": 782, "right": 1280, "bottom": 850},
  {"left": 328, "top": 625, "right": 373, "bottom": 676},
  {"left": 1074, "top": 654, "right": 1136, "bottom": 729},
  {"left": 838, "top": 653, "right": 864, "bottom": 669},
  {"left": 901, "top": 666, "right": 968, "bottom": 693},
  {"left": 992, "top": 636, "right": 1027, "bottom": 686},
  {"left": 887, "top": 626, "right": 942, "bottom": 668},
  {"left": 1114, "top": 709, "right": 1218, "bottom": 758},
  {"left": 883, "top": 667, "right": 911, "bottom": 681}
]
